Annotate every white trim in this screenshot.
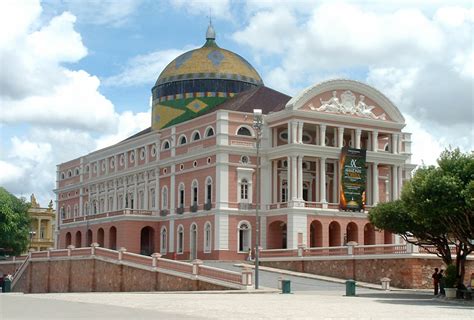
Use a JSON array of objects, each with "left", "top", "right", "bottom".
[
  {"left": 285, "top": 79, "right": 405, "bottom": 123},
  {"left": 177, "top": 224, "right": 184, "bottom": 254},
  {"left": 237, "top": 220, "right": 252, "bottom": 253},
  {"left": 191, "top": 130, "right": 201, "bottom": 141},
  {"left": 204, "top": 221, "right": 212, "bottom": 253},
  {"left": 190, "top": 223, "right": 198, "bottom": 259},
  {"left": 235, "top": 125, "right": 254, "bottom": 137},
  {"left": 178, "top": 134, "right": 187, "bottom": 145},
  {"left": 205, "top": 126, "right": 215, "bottom": 138},
  {"left": 161, "top": 139, "right": 171, "bottom": 150}
]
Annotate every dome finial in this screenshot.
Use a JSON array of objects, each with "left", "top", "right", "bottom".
[{"left": 206, "top": 9, "right": 215, "bottom": 40}]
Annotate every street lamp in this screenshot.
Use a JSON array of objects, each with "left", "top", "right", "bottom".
[{"left": 253, "top": 109, "right": 263, "bottom": 289}]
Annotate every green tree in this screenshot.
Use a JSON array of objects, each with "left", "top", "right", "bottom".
[
  {"left": 0, "top": 187, "right": 30, "bottom": 255},
  {"left": 369, "top": 148, "right": 473, "bottom": 282}
]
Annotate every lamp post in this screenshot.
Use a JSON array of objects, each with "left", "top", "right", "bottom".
[{"left": 253, "top": 109, "right": 263, "bottom": 289}]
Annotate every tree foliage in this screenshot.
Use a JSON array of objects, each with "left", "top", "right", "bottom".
[
  {"left": 369, "top": 148, "right": 473, "bottom": 282},
  {"left": 0, "top": 187, "right": 30, "bottom": 255}
]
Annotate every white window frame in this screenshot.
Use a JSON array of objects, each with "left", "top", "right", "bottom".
[
  {"left": 237, "top": 221, "right": 252, "bottom": 253},
  {"left": 205, "top": 126, "right": 214, "bottom": 137},
  {"left": 191, "top": 130, "right": 201, "bottom": 141},
  {"left": 204, "top": 222, "right": 212, "bottom": 253},
  {"left": 177, "top": 225, "right": 184, "bottom": 254},
  {"left": 162, "top": 186, "right": 168, "bottom": 209},
  {"left": 236, "top": 125, "right": 254, "bottom": 137},
  {"left": 161, "top": 139, "right": 170, "bottom": 150},
  {"left": 191, "top": 179, "right": 198, "bottom": 206},
  {"left": 205, "top": 177, "right": 212, "bottom": 204},
  {"left": 178, "top": 183, "right": 185, "bottom": 208},
  {"left": 178, "top": 134, "right": 187, "bottom": 145},
  {"left": 160, "top": 226, "right": 167, "bottom": 254}
]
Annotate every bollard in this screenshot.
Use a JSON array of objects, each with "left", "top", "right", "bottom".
[
  {"left": 381, "top": 277, "right": 391, "bottom": 291},
  {"left": 281, "top": 280, "right": 291, "bottom": 294},
  {"left": 345, "top": 279, "right": 356, "bottom": 296}
]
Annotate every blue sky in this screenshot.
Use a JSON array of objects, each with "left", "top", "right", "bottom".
[{"left": 0, "top": 0, "right": 472, "bottom": 205}]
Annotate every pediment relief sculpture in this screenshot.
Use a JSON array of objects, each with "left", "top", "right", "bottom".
[{"left": 309, "top": 90, "right": 386, "bottom": 120}]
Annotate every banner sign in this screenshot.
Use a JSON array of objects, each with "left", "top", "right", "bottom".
[{"left": 339, "top": 147, "right": 367, "bottom": 211}]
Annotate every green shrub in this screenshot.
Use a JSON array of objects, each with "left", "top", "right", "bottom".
[{"left": 444, "top": 264, "right": 457, "bottom": 288}]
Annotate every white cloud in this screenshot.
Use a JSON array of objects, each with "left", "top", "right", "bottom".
[
  {"left": 103, "top": 48, "right": 188, "bottom": 87},
  {"left": 234, "top": 2, "right": 474, "bottom": 163},
  {"left": 61, "top": 0, "right": 142, "bottom": 26},
  {"left": 0, "top": 1, "right": 151, "bottom": 206},
  {"left": 169, "top": 0, "right": 233, "bottom": 21}
]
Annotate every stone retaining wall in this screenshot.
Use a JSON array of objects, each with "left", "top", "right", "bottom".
[
  {"left": 0, "top": 258, "right": 229, "bottom": 293},
  {"left": 262, "top": 257, "right": 474, "bottom": 289}
]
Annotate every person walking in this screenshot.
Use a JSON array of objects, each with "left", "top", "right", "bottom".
[
  {"left": 432, "top": 268, "right": 439, "bottom": 295},
  {"left": 438, "top": 269, "right": 445, "bottom": 296}
]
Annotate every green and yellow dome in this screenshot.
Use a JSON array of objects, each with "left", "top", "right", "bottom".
[{"left": 151, "top": 24, "right": 263, "bottom": 130}]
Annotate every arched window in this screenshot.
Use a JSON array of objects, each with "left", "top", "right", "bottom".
[
  {"left": 61, "top": 172, "right": 65, "bottom": 180},
  {"left": 150, "top": 188, "right": 156, "bottom": 209},
  {"left": 190, "top": 223, "right": 198, "bottom": 260},
  {"left": 160, "top": 227, "right": 167, "bottom": 254},
  {"left": 68, "top": 170, "right": 72, "bottom": 178},
  {"left": 66, "top": 206, "right": 71, "bottom": 218},
  {"left": 177, "top": 225, "right": 184, "bottom": 254},
  {"left": 178, "top": 134, "right": 187, "bottom": 145},
  {"left": 237, "top": 126, "right": 252, "bottom": 136},
  {"left": 73, "top": 204, "right": 78, "bottom": 217},
  {"left": 204, "top": 222, "right": 212, "bottom": 253},
  {"left": 205, "top": 127, "right": 214, "bottom": 137},
  {"left": 191, "top": 180, "right": 198, "bottom": 206},
  {"left": 238, "top": 221, "right": 251, "bottom": 252},
  {"left": 93, "top": 201, "right": 98, "bottom": 214},
  {"left": 178, "top": 183, "right": 185, "bottom": 208},
  {"left": 162, "top": 140, "right": 170, "bottom": 150},
  {"left": 75, "top": 168, "right": 80, "bottom": 175},
  {"left": 240, "top": 179, "right": 249, "bottom": 201},
  {"left": 162, "top": 186, "right": 168, "bottom": 209},
  {"left": 205, "top": 177, "right": 212, "bottom": 205},
  {"left": 192, "top": 131, "right": 201, "bottom": 141}
]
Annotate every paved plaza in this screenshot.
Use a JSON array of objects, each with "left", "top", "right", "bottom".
[
  {"left": 1, "top": 289, "right": 473, "bottom": 320},
  {"left": 1, "top": 264, "right": 473, "bottom": 320}
]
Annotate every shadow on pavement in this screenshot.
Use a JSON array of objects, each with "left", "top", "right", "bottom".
[{"left": 356, "top": 292, "right": 474, "bottom": 310}]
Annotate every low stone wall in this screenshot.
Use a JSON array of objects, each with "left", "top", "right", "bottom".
[
  {"left": 0, "top": 258, "right": 229, "bottom": 293},
  {"left": 262, "top": 256, "right": 474, "bottom": 289}
]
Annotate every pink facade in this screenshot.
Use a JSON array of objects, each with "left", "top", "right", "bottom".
[{"left": 55, "top": 78, "right": 414, "bottom": 261}]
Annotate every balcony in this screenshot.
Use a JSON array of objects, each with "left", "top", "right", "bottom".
[
  {"left": 176, "top": 206, "right": 184, "bottom": 215},
  {"left": 204, "top": 202, "right": 212, "bottom": 211},
  {"left": 190, "top": 204, "right": 198, "bottom": 213},
  {"left": 160, "top": 209, "right": 169, "bottom": 217}
]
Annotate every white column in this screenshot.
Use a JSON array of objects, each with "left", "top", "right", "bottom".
[
  {"left": 114, "top": 155, "right": 118, "bottom": 173},
  {"left": 113, "top": 184, "right": 117, "bottom": 211},
  {"left": 287, "top": 121, "right": 292, "bottom": 144},
  {"left": 272, "top": 160, "right": 277, "bottom": 203},
  {"left": 320, "top": 157, "right": 327, "bottom": 204},
  {"left": 291, "top": 121, "right": 298, "bottom": 144},
  {"left": 398, "top": 166, "right": 403, "bottom": 197},
  {"left": 385, "top": 179, "right": 390, "bottom": 202},
  {"left": 338, "top": 127, "right": 344, "bottom": 148},
  {"left": 391, "top": 133, "right": 398, "bottom": 154},
  {"left": 372, "top": 162, "right": 379, "bottom": 205},
  {"left": 124, "top": 152, "right": 128, "bottom": 169},
  {"left": 79, "top": 189, "right": 83, "bottom": 216},
  {"left": 298, "top": 121, "right": 304, "bottom": 144},
  {"left": 297, "top": 156, "right": 303, "bottom": 200},
  {"left": 320, "top": 125, "right": 326, "bottom": 146},
  {"left": 315, "top": 124, "right": 320, "bottom": 146},
  {"left": 144, "top": 174, "right": 149, "bottom": 210},
  {"left": 355, "top": 129, "right": 361, "bottom": 149},
  {"left": 332, "top": 161, "right": 338, "bottom": 203},
  {"left": 372, "top": 130, "right": 379, "bottom": 152},
  {"left": 215, "top": 153, "right": 229, "bottom": 209},
  {"left": 134, "top": 148, "right": 139, "bottom": 167},
  {"left": 133, "top": 175, "right": 138, "bottom": 209},
  {"left": 291, "top": 155, "right": 297, "bottom": 201},
  {"left": 392, "top": 165, "right": 398, "bottom": 200}
]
